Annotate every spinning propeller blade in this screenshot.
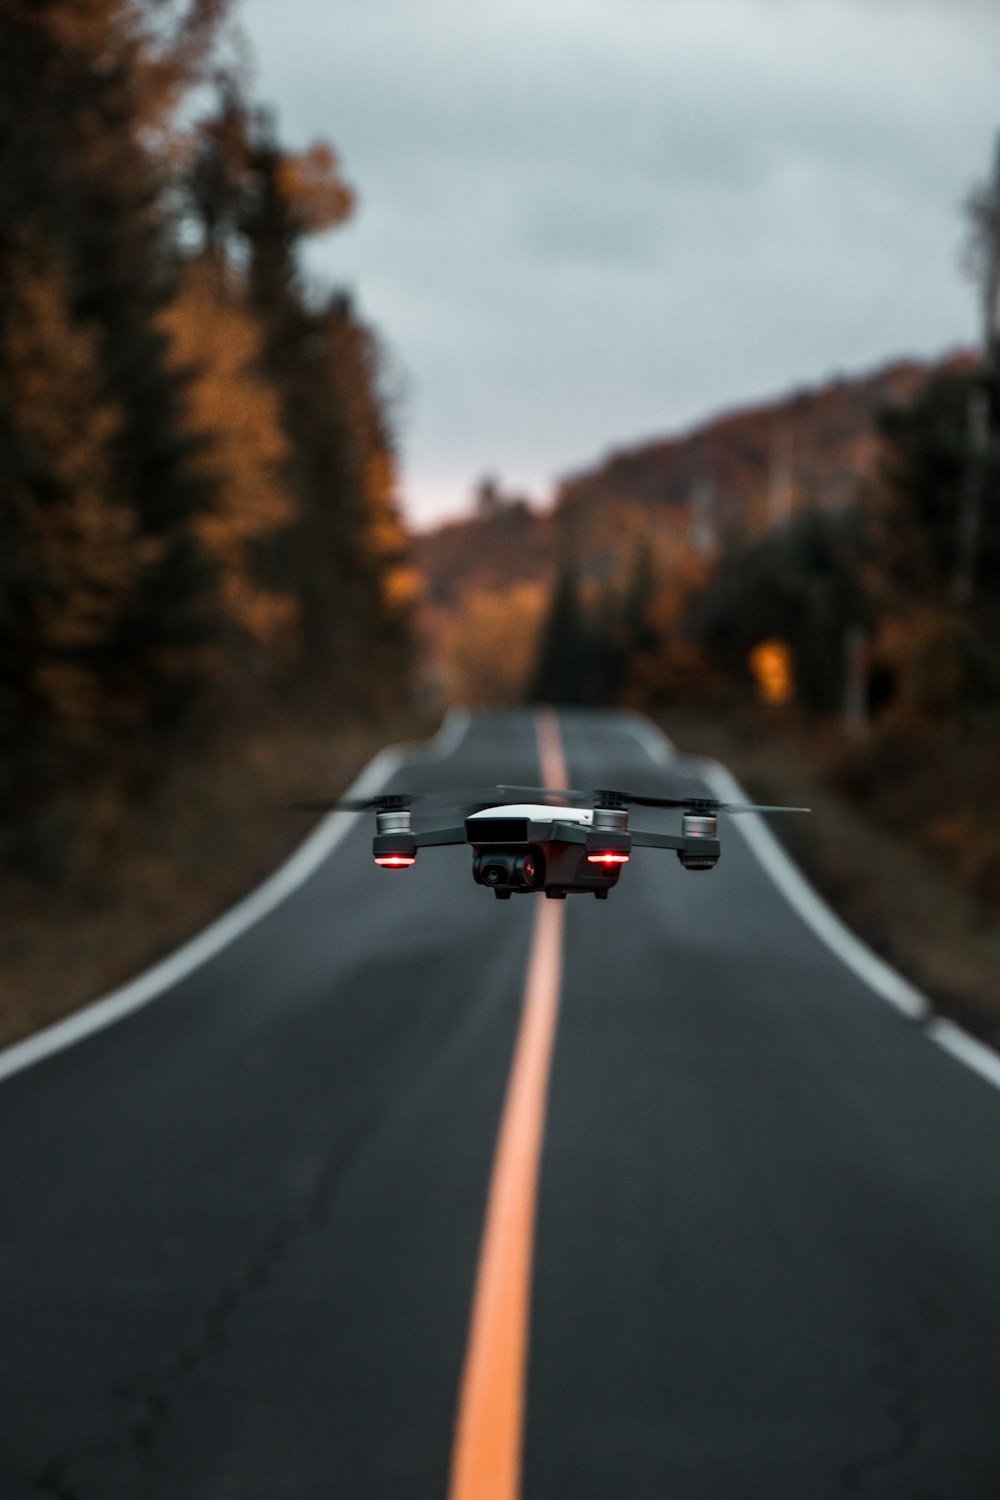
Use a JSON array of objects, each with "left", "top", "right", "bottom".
[
  {"left": 593, "top": 789, "right": 809, "bottom": 814},
  {"left": 291, "top": 786, "right": 517, "bottom": 814},
  {"left": 292, "top": 784, "right": 810, "bottom": 817},
  {"left": 494, "top": 784, "right": 582, "bottom": 803},
  {"left": 290, "top": 792, "right": 424, "bottom": 813}
]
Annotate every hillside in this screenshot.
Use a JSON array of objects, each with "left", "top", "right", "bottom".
[{"left": 412, "top": 355, "right": 961, "bottom": 702}]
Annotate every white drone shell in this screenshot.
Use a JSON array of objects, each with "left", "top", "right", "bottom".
[{"left": 467, "top": 803, "right": 594, "bottom": 825}]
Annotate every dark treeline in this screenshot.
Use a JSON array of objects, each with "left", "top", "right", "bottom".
[
  {"left": 526, "top": 137, "right": 1000, "bottom": 896},
  {"left": 526, "top": 353, "right": 1000, "bottom": 894},
  {"left": 528, "top": 358, "right": 1000, "bottom": 726},
  {"left": 0, "top": 0, "right": 413, "bottom": 875}
]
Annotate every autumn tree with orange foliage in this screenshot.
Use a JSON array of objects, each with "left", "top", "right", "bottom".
[
  {"left": 0, "top": 0, "right": 229, "bottom": 867},
  {"left": 161, "top": 255, "right": 297, "bottom": 675},
  {"left": 0, "top": 0, "right": 413, "bottom": 873},
  {"left": 427, "top": 583, "right": 549, "bottom": 707},
  {"left": 1, "top": 241, "right": 146, "bottom": 748},
  {"left": 184, "top": 92, "right": 411, "bottom": 715}
]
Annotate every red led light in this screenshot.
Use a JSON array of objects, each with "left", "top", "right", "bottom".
[
  {"left": 374, "top": 855, "right": 416, "bottom": 868},
  {"left": 587, "top": 852, "right": 629, "bottom": 865}
]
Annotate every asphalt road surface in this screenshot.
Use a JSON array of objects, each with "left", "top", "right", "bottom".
[{"left": 3, "top": 709, "right": 1000, "bottom": 1500}]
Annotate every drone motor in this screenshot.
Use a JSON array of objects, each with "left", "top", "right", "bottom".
[
  {"left": 677, "top": 809, "right": 720, "bottom": 871},
  {"left": 373, "top": 804, "right": 417, "bottom": 867}
]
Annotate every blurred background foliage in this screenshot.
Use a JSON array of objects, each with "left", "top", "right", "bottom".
[
  {"left": 0, "top": 0, "right": 413, "bottom": 888},
  {"left": 1, "top": 0, "right": 999, "bottom": 1036},
  {"left": 413, "top": 133, "right": 1000, "bottom": 917}
]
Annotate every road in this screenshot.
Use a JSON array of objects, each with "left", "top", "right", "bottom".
[{"left": 2, "top": 708, "right": 1000, "bottom": 1500}]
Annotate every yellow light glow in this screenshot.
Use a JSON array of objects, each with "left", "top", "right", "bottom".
[{"left": 749, "top": 638, "right": 794, "bottom": 705}]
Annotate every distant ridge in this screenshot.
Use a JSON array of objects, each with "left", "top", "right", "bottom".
[{"left": 413, "top": 354, "right": 966, "bottom": 608}]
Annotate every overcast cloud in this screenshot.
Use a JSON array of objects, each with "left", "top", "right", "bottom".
[{"left": 238, "top": 0, "right": 1000, "bottom": 525}]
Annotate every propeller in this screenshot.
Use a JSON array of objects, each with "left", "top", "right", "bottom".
[
  {"left": 494, "top": 784, "right": 810, "bottom": 815},
  {"left": 290, "top": 792, "right": 423, "bottom": 813},
  {"left": 591, "top": 788, "right": 810, "bottom": 815},
  {"left": 494, "top": 784, "right": 581, "bottom": 804},
  {"left": 293, "top": 785, "right": 810, "bottom": 817},
  {"left": 291, "top": 786, "right": 520, "bottom": 814}
]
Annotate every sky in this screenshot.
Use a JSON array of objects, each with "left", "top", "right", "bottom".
[{"left": 238, "top": 0, "right": 1000, "bottom": 528}]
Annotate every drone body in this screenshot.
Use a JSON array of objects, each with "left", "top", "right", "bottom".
[
  {"left": 455, "top": 802, "right": 712, "bottom": 899},
  {"left": 295, "top": 783, "right": 808, "bottom": 902},
  {"left": 467, "top": 804, "right": 627, "bottom": 900},
  {"left": 356, "top": 783, "right": 809, "bottom": 901}
]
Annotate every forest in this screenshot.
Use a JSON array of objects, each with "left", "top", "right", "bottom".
[
  {"left": 0, "top": 0, "right": 416, "bottom": 1036},
  {"left": 2, "top": 0, "right": 999, "bottom": 1045},
  {"left": 415, "top": 140, "right": 1000, "bottom": 1032}
]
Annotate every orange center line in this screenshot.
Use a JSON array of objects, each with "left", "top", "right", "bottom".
[
  {"left": 534, "top": 706, "right": 570, "bottom": 800},
  {"left": 446, "top": 710, "right": 569, "bottom": 1500}
]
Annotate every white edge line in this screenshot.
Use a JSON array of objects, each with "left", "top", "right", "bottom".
[
  {"left": 624, "top": 716, "right": 1000, "bottom": 1091},
  {"left": 0, "top": 711, "right": 471, "bottom": 1086},
  {"left": 924, "top": 1019, "right": 1000, "bottom": 1091}
]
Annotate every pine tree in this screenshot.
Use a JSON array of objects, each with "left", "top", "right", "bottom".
[
  {"left": 0, "top": 0, "right": 230, "bottom": 860},
  {"left": 687, "top": 507, "right": 869, "bottom": 714},
  {"left": 186, "top": 96, "right": 410, "bottom": 716},
  {"left": 161, "top": 254, "right": 298, "bottom": 687},
  {"left": 870, "top": 363, "right": 1000, "bottom": 715},
  {"left": 529, "top": 564, "right": 597, "bottom": 704}
]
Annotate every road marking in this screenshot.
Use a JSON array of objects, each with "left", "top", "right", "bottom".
[
  {"left": 447, "top": 710, "right": 567, "bottom": 1500},
  {"left": 0, "top": 712, "right": 471, "bottom": 1086},
  {"left": 626, "top": 716, "right": 1000, "bottom": 1093},
  {"left": 925, "top": 1018, "right": 1000, "bottom": 1091},
  {"left": 624, "top": 717, "right": 928, "bottom": 1020},
  {"left": 699, "top": 757, "right": 929, "bottom": 1021},
  {"left": 534, "top": 705, "right": 570, "bottom": 795}
]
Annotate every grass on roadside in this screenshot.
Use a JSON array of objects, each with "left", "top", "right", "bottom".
[
  {"left": 0, "top": 714, "right": 438, "bottom": 1051},
  {"left": 657, "top": 704, "right": 1000, "bottom": 1051}
]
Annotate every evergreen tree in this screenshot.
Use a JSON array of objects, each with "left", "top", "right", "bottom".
[
  {"left": 0, "top": 0, "right": 228, "bottom": 857},
  {"left": 186, "top": 96, "right": 410, "bottom": 716},
  {"left": 870, "top": 361, "right": 1000, "bottom": 715},
  {"left": 529, "top": 564, "right": 597, "bottom": 704},
  {"left": 875, "top": 364, "right": 1000, "bottom": 607},
  {"left": 161, "top": 253, "right": 298, "bottom": 692},
  {"left": 0, "top": 0, "right": 413, "bottom": 873},
  {"left": 598, "top": 541, "right": 661, "bottom": 703},
  {"left": 687, "top": 507, "right": 870, "bottom": 714}
]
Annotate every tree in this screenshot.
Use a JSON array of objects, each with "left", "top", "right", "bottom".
[
  {"left": 0, "top": 0, "right": 229, "bottom": 861},
  {"left": 964, "top": 131, "right": 1000, "bottom": 360},
  {"left": 870, "top": 362, "right": 1000, "bottom": 716},
  {"left": 876, "top": 364, "right": 1000, "bottom": 598},
  {"left": 687, "top": 507, "right": 870, "bottom": 714},
  {"left": 160, "top": 255, "right": 298, "bottom": 680},
  {"left": 194, "top": 102, "right": 406, "bottom": 712},
  {"left": 529, "top": 564, "right": 600, "bottom": 704}
]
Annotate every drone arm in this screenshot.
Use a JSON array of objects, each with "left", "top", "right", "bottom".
[
  {"left": 631, "top": 829, "right": 721, "bottom": 857},
  {"left": 413, "top": 825, "right": 470, "bottom": 848},
  {"left": 549, "top": 820, "right": 588, "bottom": 844},
  {"left": 630, "top": 829, "right": 686, "bottom": 851}
]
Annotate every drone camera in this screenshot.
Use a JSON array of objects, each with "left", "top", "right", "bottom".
[{"left": 472, "top": 848, "right": 543, "bottom": 891}]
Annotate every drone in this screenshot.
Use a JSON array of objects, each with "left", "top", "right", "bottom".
[{"left": 296, "top": 784, "right": 809, "bottom": 900}]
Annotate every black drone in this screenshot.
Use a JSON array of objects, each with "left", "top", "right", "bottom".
[{"left": 296, "top": 785, "right": 809, "bottom": 900}]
